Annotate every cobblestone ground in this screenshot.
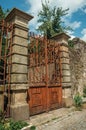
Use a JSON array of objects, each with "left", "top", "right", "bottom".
[{"left": 35, "top": 109, "right": 86, "bottom": 130}]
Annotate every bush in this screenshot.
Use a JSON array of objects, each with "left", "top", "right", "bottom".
[
  {"left": 10, "top": 120, "right": 28, "bottom": 130},
  {"left": 0, "top": 120, "right": 28, "bottom": 130},
  {"left": 0, "top": 108, "right": 29, "bottom": 130},
  {"left": 0, "top": 108, "right": 36, "bottom": 130},
  {"left": 0, "top": 123, "right": 4, "bottom": 130},
  {"left": 74, "top": 92, "right": 82, "bottom": 108}
]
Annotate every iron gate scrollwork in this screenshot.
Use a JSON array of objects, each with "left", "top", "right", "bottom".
[{"left": 28, "top": 33, "right": 62, "bottom": 115}]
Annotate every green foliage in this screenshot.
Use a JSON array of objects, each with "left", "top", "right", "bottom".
[
  {"left": 0, "top": 109, "right": 10, "bottom": 130},
  {"left": 0, "top": 123, "right": 4, "bottom": 130},
  {"left": 10, "top": 120, "right": 28, "bottom": 130},
  {"left": 83, "top": 86, "right": 86, "bottom": 97},
  {"left": 30, "top": 125, "right": 36, "bottom": 130},
  {"left": 74, "top": 92, "right": 82, "bottom": 108},
  {"left": 0, "top": 6, "right": 5, "bottom": 20},
  {"left": 0, "top": 108, "right": 29, "bottom": 130},
  {"left": 0, "top": 120, "right": 28, "bottom": 130},
  {"left": 68, "top": 40, "right": 74, "bottom": 48},
  {"left": 0, "top": 109, "right": 5, "bottom": 124},
  {"left": 0, "top": 6, "right": 10, "bottom": 20},
  {"left": 37, "top": 0, "right": 71, "bottom": 38}
]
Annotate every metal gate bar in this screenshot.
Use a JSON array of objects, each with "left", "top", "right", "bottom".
[
  {"left": 28, "top": 33, "right": 62, "bottom": 115},
  {"left": 28, "top": 35, "right": 62, "bottom": 86},
  {"left": 0, "top": 20, "right": 13, "bottom": 116}
]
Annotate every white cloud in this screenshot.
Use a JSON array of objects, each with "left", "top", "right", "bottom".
[
  {"left": 83, "top": 9, "right": 86, "bottom": 13},
  {"left": 67, "top": 30, "right": 75, "bottom": 40},
  {"left": 26, "top": 0, "right": 86, "bottom": 15},
  {"left": 51, "top": 0, "right": 86, "bottom": 15},
  {"left": 70, "top": 21, "right": 81, "bottom": 29},
  {"left": 81, "top": 6, "right": 86, "bottom": 13},
  {"left": 81, "top": 28, "right": 86, "bottom": 34},
  {"left": 64, "top": 18, "right": 81, "bottom": 30},
  {"left": 81, "top": 28, "right": 86, "bottom": 41},
  {"left": 26, "top": 0, "right": 42, "bottom": 31},
  {"left": 26, "top": 0, "right": 86, "bottom": 34}
]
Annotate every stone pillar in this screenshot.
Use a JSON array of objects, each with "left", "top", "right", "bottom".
[
  {"left": 52, "top": 33, "right": 72, "bottom": 107},
  {"left": 5, "top": 8, "right": 33, "bottom": 120}
]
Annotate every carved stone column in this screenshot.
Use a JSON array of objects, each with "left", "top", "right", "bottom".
[{"left": 5, "top": 8, "right": 33, "bottom": 120}]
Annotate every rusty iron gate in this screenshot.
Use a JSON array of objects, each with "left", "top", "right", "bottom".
[
  {"left": 0, "top": 20, "right": 13, "bottom": 116},
  {"left": 28, "top": 34, "right": 62, "bottom": 116}
]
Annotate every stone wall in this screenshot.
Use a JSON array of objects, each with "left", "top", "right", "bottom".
[{"left": 69, "top": 38, "right": 86, "bottom": 96}]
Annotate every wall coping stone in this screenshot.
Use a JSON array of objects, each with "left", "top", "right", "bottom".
[
  {"left": 51, "top": 32, "right": 70, "bottom": 41},
  {"left": 10, "top": 84, "right": 28, "bottom": 90},
  {"left": 5, "top": 8, "right": 33, "bottom": 22}
]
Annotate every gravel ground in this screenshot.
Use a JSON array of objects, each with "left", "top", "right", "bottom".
[{"left": 36, "top": 109, "right": 86, "bottom": 130}]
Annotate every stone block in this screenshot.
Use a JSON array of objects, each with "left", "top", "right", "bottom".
[
  {"left": 12, "top": 64, "right": 27, "bottom": 73},
  {"left": 14, "top": 27, "right": 28, "bottom": 38},
  {"left": 11, "top": 90, "right": 27, "bottom": 105},
  {"left": 62, "top": 97, "right": 73, "bottom": 107},
  {"left": 52, "top": 33, "right": 70, "bottom": 45},
  {"left": 62, "top": 88, "right": 72, "bottom": 98},
  {"left": 82, "top": 103, "right": 86, "bottom": 109},
  {"left": 60, "top": 51, "right": 69, "bottom": 58},
  {"left": 60, "top": 46, "right": 68, "bottom": 52},
  {"left": 62, "top": 64, "right": 70, "bottom": 70},
  {"left": 62, "top": 70, "right": 71, "bottom": 76},
  {"left": 14, "top": 16, "right": 30, "bottom": 28},
  {"left": 62, "top": 82, "right": 71, "bottom": 87},
  {"left": 12, "top": 45, "right": 28, "bottom": 55},
  {"left": 11, "top": 74, "right": 27, "bottom": 83},
  {"left": 12, "top": 54, "right": 27, "bottom": 64},
  {"left": 62, "top": 76, "right": 71, "bottom": 82},
  {"left": 11, "top": 84, "right": 28, "bottom": 90},
  {"left": 10, "top": 103, "right": 29, "bottom": 121},
  {"left": 82, "top": 98, "right": 86, "bottom": 109},
  {"left": 62, "top": 87, "right": 72, "bottom": 107},
  {"left": 13, "top": 37, "right": 28, "bottom": 46},
  {"left": 61, "top": 58, "right": 70, "bottom": 64}
]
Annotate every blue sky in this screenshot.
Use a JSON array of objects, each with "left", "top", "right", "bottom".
[{"left": 0, "top": 0, "right": 86, "bottom": 41}]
